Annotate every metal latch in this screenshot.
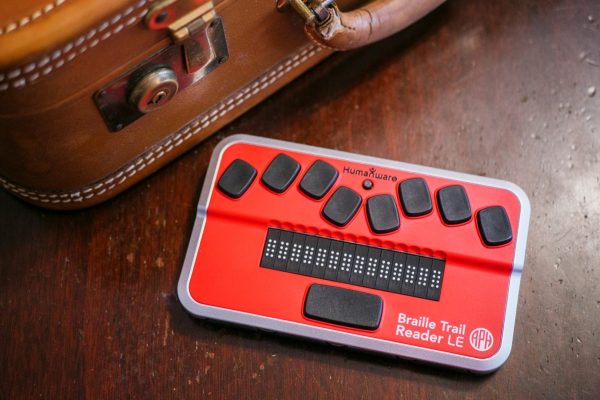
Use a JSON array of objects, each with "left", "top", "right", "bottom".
[
  {"left": 147, "top": 0, "right": 226, "bottom": 73},
  {"left": 94, "top": 0, "right": 228, "bottom": 132},
  {"left": 279, "top": 0, "right": 336, "bottom": 25}
]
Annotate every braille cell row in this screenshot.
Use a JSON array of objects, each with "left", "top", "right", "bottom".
[{"left": 260, "top": 228, "right": 445, "bottom": 301}]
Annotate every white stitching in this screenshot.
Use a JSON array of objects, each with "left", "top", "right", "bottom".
[
  {"left": 0, "top": 46, "right": 322, "bottom": 204},
  {"left": 0, "top": 0, "right": 149, "bottom": 90},
  {"left": 0, "top": 0, "right": 67, "bottom": 36}
]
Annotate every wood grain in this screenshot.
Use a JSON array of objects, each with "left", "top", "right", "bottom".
[{"left": 1, "top": 0, "right": 599, "bottom": 398}]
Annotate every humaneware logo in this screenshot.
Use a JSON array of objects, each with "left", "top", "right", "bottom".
[{"left": 342, "top": 166, "right": 398, "bottom": 182}]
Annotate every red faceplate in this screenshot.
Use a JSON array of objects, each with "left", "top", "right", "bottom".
[{"left": 187, "top": 141, "right": 522, "bottom": 359}]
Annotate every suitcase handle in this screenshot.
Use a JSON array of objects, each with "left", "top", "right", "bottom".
[{"left": 289, "top": 0, "right": 446, "bottom": 51}]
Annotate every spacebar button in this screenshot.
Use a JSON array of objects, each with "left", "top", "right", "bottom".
[{"left": 304, "top": 284, "right": 383, "bottom": 330}]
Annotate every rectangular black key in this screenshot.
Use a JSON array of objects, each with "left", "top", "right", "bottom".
[
  {"left": 363, "top": 247, "right": 381, "bottom": 288},
  {"left": 375, "top": 249, "right": 394, "bottom": 291},
  {"left": 299, "top": 235, "right": 318, "bottom": 276},
  {"left": 261, "top": 154, "right": 301, "bottom": 193},
  {"left": 304, "top": 284, "right": 383, "bottom": 330},
  {"left": 324, "top": 240, "right": 343, "bottom": 281},
  {"left": 366, "top": 194, "right": 400, "bottom": 233},
  {"left": 217, "top": 159, "right": 257, "bottom": 199},
  {"left": 414, "top": 256, "right": 433, "bottom": 298},
  {"left": 286, "top": 232, "right": 306, "bottom": 273},
  {"left": 273, "top": 230, "right": 294, "bottom": 271},
  {"left": 311, "top": 237, "right": 331, "bottom": 278},
  {"left": 337, "top": 241, "right": 356, "bottom": 283},
  {"left": 399, "top": 178, "right": 432, "bottom": 217},
  {"left": 437, "top": 185, "right": 471, "bottom": 224},
  {"left": 299, "top": 160, "right": 338, "bottom": 199},
  {"left": 260, "top": 228, "right": 281, "bottom": 269},
  {"left": 427, "top": 258, "right": 445, "bottom": 301},
  {"left": 388, "top": 251, "right": 406, "bottom": 293},
  {"left": 477, "top": 206, "right": 513, "bottom": 246},
  {"left": 322, "top": 186, "right": 363, "bottom": 227},
  {"left": 350, "top": 245, "right": 369, "bottom": 285},
  {"left": 401, "top": 254, "right": 419, "bottom": 296}
]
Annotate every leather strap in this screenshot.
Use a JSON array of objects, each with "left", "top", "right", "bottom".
[{"left": 303, "top": 0, "right": 446, "bottom": 51}]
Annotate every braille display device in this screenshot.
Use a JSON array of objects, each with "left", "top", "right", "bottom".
[{"left": 178, "top": 135, "right": 531, "bottom": 372}]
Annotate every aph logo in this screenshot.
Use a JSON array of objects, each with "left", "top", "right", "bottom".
[
  {"left": 343, "top": 166, "right": 398, "bottom": 182},
  {"left": 469, "top": 328, "right": 494, "bottom": 352}
]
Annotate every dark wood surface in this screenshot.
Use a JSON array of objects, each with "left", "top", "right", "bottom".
[{"left": 2, "top": 0, "right": 599, "bottom": 398}]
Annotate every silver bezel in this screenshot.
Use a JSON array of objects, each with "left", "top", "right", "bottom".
[{"left": 177, "top": 134, "right": 531, "bottom": 373}]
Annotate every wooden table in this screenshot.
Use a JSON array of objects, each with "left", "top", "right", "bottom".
[{"left": 2, "top": 0, "right": 599, "bottom": 398}]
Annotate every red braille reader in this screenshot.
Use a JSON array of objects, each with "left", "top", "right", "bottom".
[{"left": 178, "top": 134, "right": 531, "bottom": 372}]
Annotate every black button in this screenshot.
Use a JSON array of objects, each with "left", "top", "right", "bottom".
[
  {"left": 362, "top": 179, "right": 373, "bottom": 190},
  {"left": 299, "top": 160, "right": 338, "bottom": 199},
  {"left": 261, "top": 154, "right": 301, "bottom": 193},
  {"left": 217, "top": 159, "right": 257, "bottom": 198},
  {"left": 399, "top": 178, "right": 432, "bottom": 216},
  {"left": 322, "top": 186, "right": 362, "bottom": 226},
  {"left": 366, "top": 194, "right": 400, "bottom": 234},
  {"left": 437, "top": 185, "right": 471, "bottom": 224},
  {"left": 477, "top": 206, "right": 513, "bottom": 246},
  {"left": 304, "top": 284, "right": 383, "bottom": 330}
]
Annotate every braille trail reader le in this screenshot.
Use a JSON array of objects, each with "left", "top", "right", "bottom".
[{"left": 178, "top": 135, "right": 531, "bottom": 373}]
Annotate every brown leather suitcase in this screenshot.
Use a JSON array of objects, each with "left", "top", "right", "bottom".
[{"left": 0, "top": 0, "right": 444, "bottom": 209}]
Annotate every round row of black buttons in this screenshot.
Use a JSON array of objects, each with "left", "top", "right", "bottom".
[{"left": 217, "top": 154, "right": 512, "bottom": 245}]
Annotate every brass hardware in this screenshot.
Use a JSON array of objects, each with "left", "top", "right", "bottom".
[
  {"left": 170, "top": 7, "right": 220, "bottom": 74},
  {"left": 289, "top": 0, "right": 316, "bottom": 23},
  {"left": 168, "top": 2, "right": 215, "bottom": 38},
  {"left": 94, "top": 2, "right": 228, "bottom": 131},
  {"left": 288, "top": 0, "right": 336, "bottom": 25},
  {"left": 128, "top": 67, "right": 179, "bottom": 113},
  {"left": 144, "top": 0, "right": 220, "bottom": 74},
  {"left": 144, "top": 0, "right": 215, "bottom": 31}
]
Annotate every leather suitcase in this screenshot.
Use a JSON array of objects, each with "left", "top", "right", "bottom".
[{"left": 0, "top": 0, "right": 444, "bottom": 209}]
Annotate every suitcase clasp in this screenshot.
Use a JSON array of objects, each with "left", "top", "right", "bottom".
[
  {"left": 93, "top": 0, "right": 229, "bottom": 132},
  {"left": 146, "top": 0, "right": 227, "bottom": 74}
]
